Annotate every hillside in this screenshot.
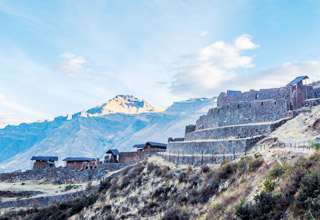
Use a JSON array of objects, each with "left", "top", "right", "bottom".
[
  {"left": 0, "top": 96, "right": 216, "bottom": 173},
  {"left": 2, "top": 148, "right": 319, "bottom": 220}
]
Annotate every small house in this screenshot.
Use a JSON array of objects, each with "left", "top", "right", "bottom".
[
  {"left": 105, "top": 149, "right": 120, "bottom": 163},
  {"left": 63, "top": 157, "right": 96, "bottom": 171},
  {"left": 31, "top": 156, "right": 58, "bottom": 170},
  {"left": 132, "top": 142, "right": 167, "bottom": 152},
  {"left": 144, "top": 142, "right": 167, "bottom": 152}
]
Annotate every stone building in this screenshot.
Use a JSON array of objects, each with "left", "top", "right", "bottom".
[
  {"left": 31, "top": 156, "right": 58, "bottom": 170},
  {"left": 144, "top": 142, "right": 167, "bottom": 152},
  {"left": 167, "top": 76, "right": 320, "bottom": 155},
  {"left": 105, "top": 149, "right": 120, "bottom": 163},
  {"left": 107, "top": 142, "right": 167, "bottom": 163},
  {"left": 63, "top": 157, "right": 95, "bottom": 171}
]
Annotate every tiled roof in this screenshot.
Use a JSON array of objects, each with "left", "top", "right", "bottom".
[
  {"left": 287, "top": 76, "right": 308, "bottom": 86},
  {"left": 31, "top": 156, "right": 58, "bottom": 161},
  {"left": 106, "top": 149, "right": 120, "bottom": 155}
]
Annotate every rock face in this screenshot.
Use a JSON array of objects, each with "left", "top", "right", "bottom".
[
  {"left": 167, "top": 76, "right": 320, "bottom": 155},
  {"left": 0, "top": 96, "right": 216, "bottom": 173}
]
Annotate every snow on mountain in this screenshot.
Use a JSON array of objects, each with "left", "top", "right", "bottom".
[
  {"left": 86, "top": 95, "right": 166, "bottom": 115},
  {"left": 0, "top": 95, "right": 216, "bottom": 173}
]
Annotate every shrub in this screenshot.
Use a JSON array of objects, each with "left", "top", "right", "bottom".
[
  {"left": 119, "top": 176, "right": 131, "bottom": 190},
  {"left": 162, "top": 206, "right": 190, "bottom": 220},
  {"left": 147, "top": 162, "right": 156, "bottom": 173},
  {"left": 235, "top": 192, "right": 283, "bottom": 220},
  {"left": 248, "top": 157, "right": 264, "bottom": 172},
  {"left": 263, "top": 177, "right": 276, "bottom": 192},
  {"left": 200, "top": 164, "right": 210, "bottom": 173},
  {"left": 237, "top": 158, "right": 247, "bottom": 175},
  {"left": 218, "top": 162, "right": 237, "bottom": 180},
  {"left": 235, "top": 200, "right": 252, "bottom": 220},
  {"left": 99, "top": 178, "right": 112, "bottom": 192},
  {"left": 295, "top": 171, "right": 320, "bottom": 218},
  {"left": 310, "top": 142, "right": 320, "bottom": 150},
  {"left": 154, "top": 166, "right": 162, "bottom": 177},
  {"left": 268, "top": 162, "right": 284, "bottom": 179},
  {"left": 127, "top": 166, "right": 144, "bottom": 179},
  {"left": 24, "top": 193, "right": 98, "bottom": 220},
  {"left": 102, "top": 204, "right": 112, "bottom": 213},
  {"left": 64, "top": 184, "right": 73, "bottom": 191}
]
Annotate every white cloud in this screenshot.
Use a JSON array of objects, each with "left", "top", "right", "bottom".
[
  {"left": 169, "top": 34, "right": 259, "bottom": 95},
  {"left": 234, "top": 34, "right": 259, "bottom": 50},
  {"left": 200, "top": 30, "right": 208, "bottom": 37},
  {"left": 236, "top": 60, "right": 320, "bottom": 91},
  {"left": 57, "top": 52, "right": 88, "bottom": 72}
]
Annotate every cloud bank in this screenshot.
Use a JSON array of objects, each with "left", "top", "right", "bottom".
[
  {"left": 169, "top": 35, "right": 320, "bottom": 97},
  {"left": 169, "top": 34, "right": 259, "bottom": 96}
]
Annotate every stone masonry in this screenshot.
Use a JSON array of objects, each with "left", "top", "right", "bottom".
[{"left": 167, "top": 76, "right": 320, "bottom": 155}]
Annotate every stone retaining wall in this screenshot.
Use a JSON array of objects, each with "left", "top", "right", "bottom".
[
  {"left": 196, "top": 99, "right": 289, "bottom": 129},
  {"left": 217, "top": 87, "right": 291, "bottom": 107},
  {"left": 186, "top": 118, "right": 289, "bottom": 140},
  {"left": 166, "top": 136, "right": 263, "bottom": 155}
]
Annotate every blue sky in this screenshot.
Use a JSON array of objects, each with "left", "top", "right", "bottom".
[{"left": 0, "top": 0, "right": 320, "bottom": 127}]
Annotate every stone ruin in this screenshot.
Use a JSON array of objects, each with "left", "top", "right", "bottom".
[{"left": 167, "top": 76, "right": 320, "bottom": 155}]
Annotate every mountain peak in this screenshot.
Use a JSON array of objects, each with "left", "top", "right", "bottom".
[{"left": 86, "top": 95, "right": 166, "bottom": 115}]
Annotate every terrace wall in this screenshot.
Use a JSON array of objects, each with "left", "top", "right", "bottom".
[{"left": 195, "top": 99, "right": 289, "bottom": 130}]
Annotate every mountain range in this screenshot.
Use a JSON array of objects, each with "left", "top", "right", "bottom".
[{"left": 0, "top": 95, "right": 216, "bottom": 172}]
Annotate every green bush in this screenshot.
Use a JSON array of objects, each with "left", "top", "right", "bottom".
[
  {"left": 248, "top": 157, "right": 264, "bottom": 172},
  {"left": 235, "top": 191, "right": 283, "bottom": 220},
  {"left": 268, "top": 162, "right": 284, "bottom": 179},
  {"left": 264, "top": 177, "right": 276, "bottom": 192},
  {"left": 64, "top": 184, "right": 73, "bottom": 191},
  {"left": 310, "top": 142, "right": 320, "bottom": 150},
  {"left": 295, "top": 171, "right": 320, "bottom": 218}
]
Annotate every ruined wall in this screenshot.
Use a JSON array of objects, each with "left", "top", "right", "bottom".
[
  {"left": 65, "top": 161, "right": 85, "bottom": 170},
  {"left": 217, "top": 87, "right": 291, "bottom": 107},
  {"left": 119, "top": 152, "right": 144, "bottom": 163},
  {"left": 186, "top": 118, "right": 288, "bottom": 140},
  {"left": 32, "top": 161, "right": 55, "bottom": 170},
  {"left": 313, "top": 88, "right": 320, "bottom": 98},
  {"left": 166, "top": 136, "right": 263, "bottom": 155},
  {"left": 196, "top": 99, "right": 289, "bottom": 130}
]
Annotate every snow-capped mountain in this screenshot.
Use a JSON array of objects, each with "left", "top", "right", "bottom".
[
  {"left": 86, "top": 95, "right": 166, "bottom": 115},
  {"left": 0, "top": 95, "right": 216, "bottom": 172}
]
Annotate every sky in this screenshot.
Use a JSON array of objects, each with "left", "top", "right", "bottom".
[{"left": 0, "top": 0, "right": 320, "bottom": 128}]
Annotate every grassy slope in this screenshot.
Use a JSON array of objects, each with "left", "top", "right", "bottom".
[{"left": 1, "top": 150, "right": 319, "bottom": 220}]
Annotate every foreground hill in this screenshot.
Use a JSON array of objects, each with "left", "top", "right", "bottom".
[
  {"left": 2, "top": 149, "right": 319, "bottom": 220},
  {"left": 0, "top": 95, "right": 216, "bottom": 172}
]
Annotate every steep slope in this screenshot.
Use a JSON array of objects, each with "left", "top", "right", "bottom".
[{"left": 0, "top": 96, "right": 216, "bottom": 172}]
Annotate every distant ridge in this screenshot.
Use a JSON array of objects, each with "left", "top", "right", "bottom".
[{"left": 0, "top": 95, "right": 216, "bottom": 173}]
